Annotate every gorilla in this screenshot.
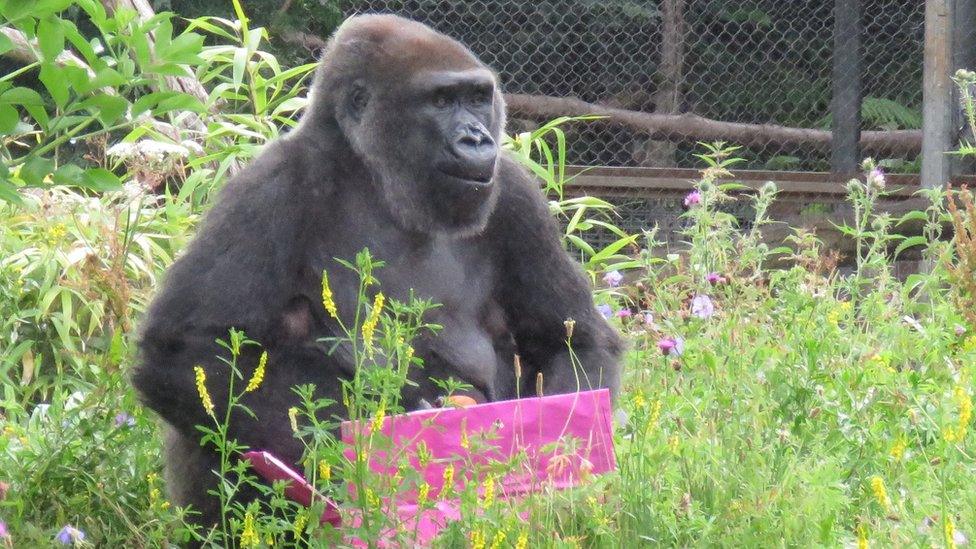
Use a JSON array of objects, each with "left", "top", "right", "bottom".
[{"left": 133, "top": 14, "right": 621, "bottom": 529}]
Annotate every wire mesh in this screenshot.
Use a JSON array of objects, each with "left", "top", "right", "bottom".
[{"left": 342, "top": 0, "right": 925, "bottom": 172}]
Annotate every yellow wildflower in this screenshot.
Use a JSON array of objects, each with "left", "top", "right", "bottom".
[
  {"left": 648, "top": 399, "right": 662, "bottom": 431},
  {"left": 370, "top": 405, "right": 386, "bottom": 434},
  {"left": 490, "top": 530, "right": 507, "bottom": 549},
  {"left": 245, "top": 351, "right": 268, "bottom": 393},
  {"left": 417, "top": 482, "right": 430, "bottom": 507},
  {"left": 442, "top": 464, "right": 455, "bottom": 494},
  {"left": 668, "top": 434, "right": 680, "bottom": 454},
  {"left": 956, "top": 385, "right": 972, "bottom": 436},
  {"left": 856, "top": 524, "right": 868, "bottom": 549},
  {"left": 946, "top": 517, "right": 957, "bottom": 549},
  {"left": 293, "top": 513, "right": 307, "bottom": 536},
  {"left": 416, "top": 441, "right": 432, "bottom": 467},
  {"left": 240, "top": 510, "right": 260, "bottom": 548},
  {"left": 944, "top": 425, "right": 958, "bottom": 443},
  {"left": 889, "top": 435, "right": 907, "bottom": 461},
  {"left": 470, "top": 529, "right": 486, "bottom": 549},
  {"left": 321, "top": 271, "right": 338, "bottom": 319},
  {"left": 266, "top": 534, "right": 274, "bottom": 546},
  {"left": 869, "top": 476, "right": 890, "bottom": 512},
  {"left": 318, "top": 460, "right": 331, "bottom": 482},
  {"left": 631, "top": 392, "right": 646, "bottom": 411},
  {"left": 361, "top": 292, "right": 385, "bottom": 354},
  {"left": 515, "top": 531, "right": 528, "bottom": 549},
  {"left": 364, "top": 488, "right": 381, "bottom": 509},
  {"left": 193, "top": 366, "right": 215, "bottom": 416},
  {"left": 481, "top": 475, "right": 495, "bottom": 508},
  {"left": 963, "top": 335, "right": 976, "bottom": 353},
  {"left": 288, "top": 407, "right": 299, "bottom": 433},
  {"left": 460, "top": 424, "right": 470, "bottom": 450}
]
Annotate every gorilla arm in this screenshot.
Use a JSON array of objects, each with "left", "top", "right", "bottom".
[
  {"left": 133, "top": 145, "right": 338, "bottom": 464},
  {"left": 487, "top": 155, "right": 622, "bottom": 397}
]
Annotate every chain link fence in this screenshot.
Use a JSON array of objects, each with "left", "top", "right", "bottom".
[{"left": 343, "top": 0, "right": 925, "bottom": 173}]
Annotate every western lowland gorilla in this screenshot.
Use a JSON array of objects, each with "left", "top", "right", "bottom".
[{"left": 133, "top": 14, "right": 621, "bottom": 528}]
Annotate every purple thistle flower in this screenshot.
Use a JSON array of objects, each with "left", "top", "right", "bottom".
[
  {"left": 658, "top": 336, "right": 684, "bottom": 356},
  {"left": 114, "top": 412, "right": 135, "bottom": 428},
  {"left": 616, "top": 309, "right": 632, "bottom": 318},
  {"left": 602, "top": 270, "right": 623, "bottom": 288},
  {"left": 596, "top": 304, "right": 613, "bottom": 319},
  {"left": 955, "top": 324, "right": 967, "bottom": 337},
  {"left": 642, "top": 311, "right": 654, "bottom": 326},
  {"left": 683, "top": 191, "right": 701, "bottom": 208},
  {"left": 691, "top": 294, "right": 715, "bottom": 319},
  {"left": 56, "top": 525, "right": 84, "bottom": 545},
  {"left": 0, "top": 521, "right": 9, "bottom": 541},
  {"left": 867, "top": 166, "right": 886, "bottom": 191},
  {"left": 706, "top": 272, "right": 725, "bottom": 285}
]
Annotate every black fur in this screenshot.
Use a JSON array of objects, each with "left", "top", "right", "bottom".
[{"left": 133, "top": 14, "right": 621, "bottom": 531}]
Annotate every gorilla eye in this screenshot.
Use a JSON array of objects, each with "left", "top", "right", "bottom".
[
  {"left": 471, "top": 89, "right": 492, "bottom": 106},
  {"left": 432, "top": 92, "right": 452, "bottom": 109}
]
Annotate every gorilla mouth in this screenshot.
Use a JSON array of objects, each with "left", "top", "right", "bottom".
[{"left": 437, "top": 166, "right": 494, "bottom": 187}]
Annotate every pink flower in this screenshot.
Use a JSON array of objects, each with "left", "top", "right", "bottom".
[
  {"left": 683, "top": 191, "right": 701, "bottom": 208},
  {"left": 867, "top": 166, "right": 885, "bottom": 191},
  {"left": 706, "top": 272, "right": 726, "bottom": 285},
  {"left": 658, "top": 336, "right": 684, "bottom": 356},
  {"left": 691, "top": 294, "right": 715, "bottom": 319},
  {"left": 602, "top": 270, "right": 623, "bottom": 288},
  {"left": 616, "top": 309, "right": 632, "bottom": 318}
]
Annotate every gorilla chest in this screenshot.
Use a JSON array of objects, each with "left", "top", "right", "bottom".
[{"left": 311, "top": 230, "right": 508, "bottom": 395}]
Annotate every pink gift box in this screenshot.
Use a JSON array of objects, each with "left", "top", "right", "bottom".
[{"left": 245, "top": 388, "right": 616, "bottom": 545}]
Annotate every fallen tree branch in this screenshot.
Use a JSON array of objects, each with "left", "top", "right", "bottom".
[{"left": 503, "top": 93, "right": 922, "bottom": 155}]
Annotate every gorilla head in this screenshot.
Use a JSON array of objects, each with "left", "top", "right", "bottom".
[{"left": 304, "top": 15, "right": 505, "bottom": 235}]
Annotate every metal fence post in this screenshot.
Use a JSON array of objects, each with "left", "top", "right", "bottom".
[
  {"left": 831, "top": 0, "right": 862, "bottom": 175},
  {"left": 922, "top": 0, "right": 954, "bottom": 188}
]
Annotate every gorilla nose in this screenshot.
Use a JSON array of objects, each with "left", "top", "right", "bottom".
[{"left": 449, "top": 130, "right": 497, "bottom": 182}]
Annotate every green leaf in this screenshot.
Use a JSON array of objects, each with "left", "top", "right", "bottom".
[
  {"left": 895, "top": 210, "right": 928, "bottom": 225},
  {"left": 0, "top": 32, "right": 12, "bottom": 56},
  {"left": 156, "top": 93, "right": 206, "bottom": 114},
  {"left": 62, "top": 20, "right": 98, "bottom": 65},
  {"left": 20, "top": 156, "right": 54, "bottom": 186},
  {"left": 80, "top": 93, "right": 128, "bottom": 126},
  {"left": 2, "top": 86, "right": 48, "bottom": 128},
  {"left": 52, "top": 163, "right": 86, "bottom": 187},
  {"left": 0, "top": 104, "right": 18, "bottom": 134},
  {"left": 75, "top": 66, "right": 125, "bottom": 94},
  {"left": 0, "top": 0, "right": 34, "bottom": 22},
  {"left": 0, "top": 177, "right": 23, "bottom": 204},
  {"left": 893, "top": 235, "right": 928, "bottom": 257},
  {"left": 38, "top": 63, "right": 70, "bottom": 107},
  {"left": 232, "top": 47, "right": 247, "bottom": 90},
  {"left": 83, "top": 167, "right": 121, "bottom": 191},
  {"left": 37, "top": 16, "right": 65, "bottom": 62}
]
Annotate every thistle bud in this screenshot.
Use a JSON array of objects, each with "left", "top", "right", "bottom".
[
  {"left": 564, "top": 318, "right": 575, "bottom": 339},
  {"left": 536, "top": 372, "right": 544, "bottom": 397},
  {"left": 513, "top": 354, "right": 522, "bottom": 379}
]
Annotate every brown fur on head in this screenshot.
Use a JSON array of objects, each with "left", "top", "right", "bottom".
[{"left": 300, "top": 15, "right": 507, "bottom": 236}]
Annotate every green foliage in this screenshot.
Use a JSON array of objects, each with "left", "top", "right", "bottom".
[
  {"left": 818, "top": 96, "right": 923, "bottom": 131},
  {"left": 2, "top": 6, "right": 975, "bottom": 548}
]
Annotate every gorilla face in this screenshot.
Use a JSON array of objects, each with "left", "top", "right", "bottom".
[{"left": 317, "top": 16, "right": 506, "bottom": 236}]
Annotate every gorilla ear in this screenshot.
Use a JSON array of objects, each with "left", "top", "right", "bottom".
[{"left": 348, "top": 81, "right": 369, "bottom": 121}]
